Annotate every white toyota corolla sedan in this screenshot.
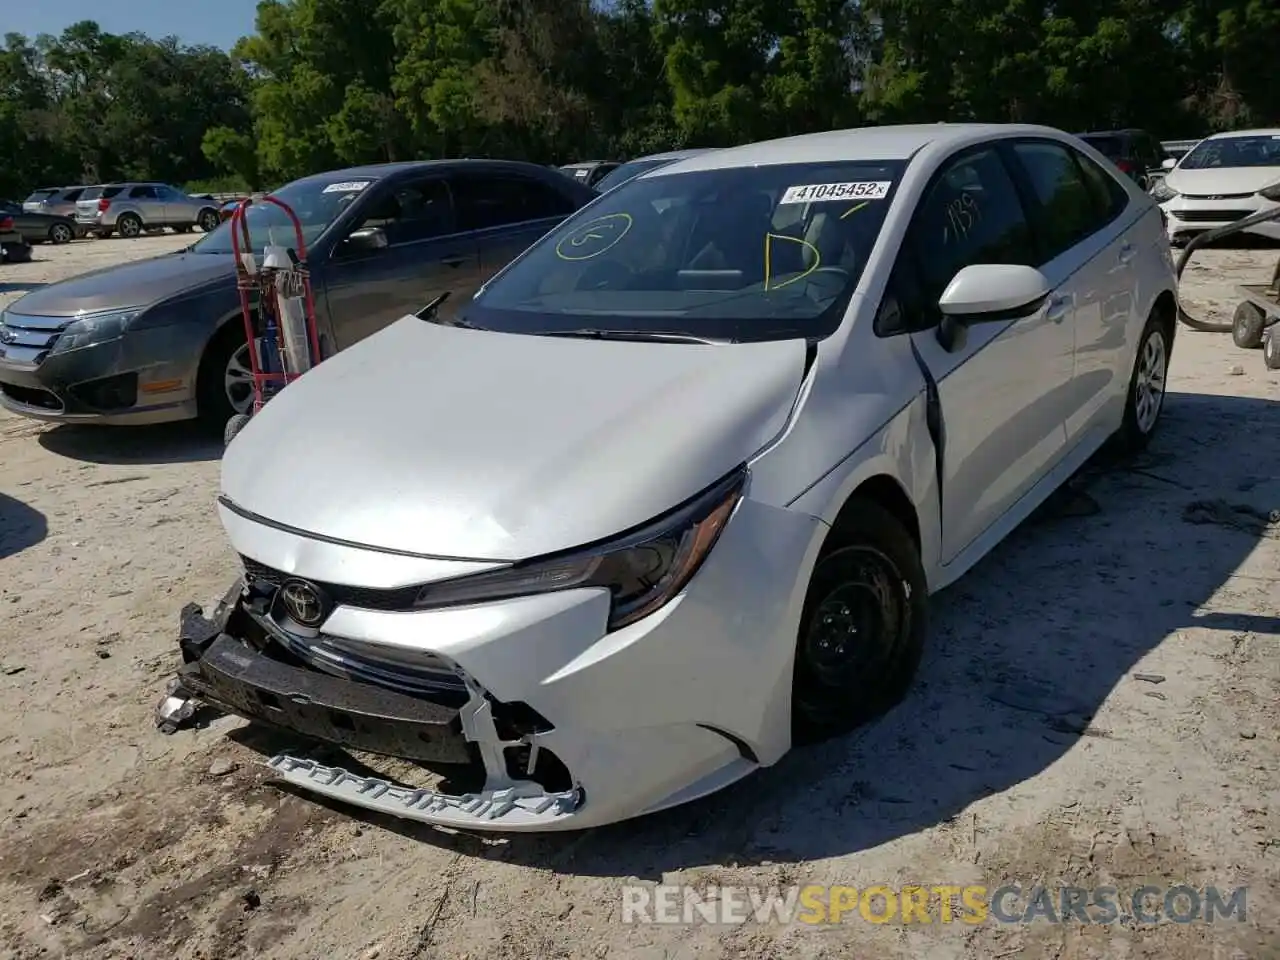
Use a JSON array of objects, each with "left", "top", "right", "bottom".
[
  {"left": 1152, "top": 127, "right": 1280, "bottom": 245},
  {"left": 174, "top": 123, "right": 1179, "bottom": 832}
]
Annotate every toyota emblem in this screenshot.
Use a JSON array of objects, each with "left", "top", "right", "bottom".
[{"left": 278, "top": 579, "right": 329, "bottom": 628}]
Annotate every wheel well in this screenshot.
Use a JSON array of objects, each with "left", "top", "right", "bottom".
[
  {"left": 1152, "top": 289, "right": 1176, "bottom": 341},
  {"left": 198, "top": 206, "right": 218, "bottom": 221},
  {"left": 826, "top": 475, "right": 920, "bottom": 553}
]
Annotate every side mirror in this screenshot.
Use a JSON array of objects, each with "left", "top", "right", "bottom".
[
  {"left": 938, "top": 263, "right": 1051, "bottom": 322},
  {"left": 342, "top": 225, "right": 388, "bottom": 254},
  {"left": 1162, "top": 157, "right": 1177, "bottom": 171}
]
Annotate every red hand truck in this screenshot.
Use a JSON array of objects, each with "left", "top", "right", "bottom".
[{"left": 224, "top": 196, "right": 325, "bottom": 446}]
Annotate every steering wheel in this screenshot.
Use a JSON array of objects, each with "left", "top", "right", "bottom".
[{"left": 576, "top": 260, "right": 634, "bottom": 291}]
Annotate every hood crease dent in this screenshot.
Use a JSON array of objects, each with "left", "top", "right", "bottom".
[{"left": 220, "top": 318, "right": 808, "bottom": 561}]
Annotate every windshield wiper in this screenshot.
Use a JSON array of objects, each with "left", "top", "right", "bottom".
[
  {"left": 416, "top": 291, "right": 451, "bottom": 320},
  {"left": 532, "top": 328, "right": 729, "bottom": 345}
]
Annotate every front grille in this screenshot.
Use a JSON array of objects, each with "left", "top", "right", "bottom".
[
  {"left": 1171, "top": 209, "right": 1251, "bottom": 223},
  {"left": 0, "top": 312, "right": 70, "bottom": 365},
  {"left": 241, "top": 555, "right": 422, "bottom": 611},
  {"left": 1180, "top": 192, "right": 1254, "bottom": 200}
]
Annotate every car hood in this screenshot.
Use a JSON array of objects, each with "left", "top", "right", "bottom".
[
  {"left": 1166, "top": 165, "right": 1280, "bottom": 196},
  {"left": 9, "top": 250, "right": 232, "bottom": 317},
  {"left": 221, "top": 318, "right": 808, "bottom": 561}
]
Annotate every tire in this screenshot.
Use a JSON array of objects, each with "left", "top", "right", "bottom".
[
  {"left": 224, "top": 413, "right": 251, "bottom": 446},
  {"left": 791, "top": 499, "right": 928, "bottom": 745},
  {"left": 195, "top": 324, "right": 254, "bottom": 432},
  {"left": 1232, "top": 301, "right": 1267, "bottom": 349},
  {"left": 116, "top": 213, "right": 143, "bottom": 239},
  {"left": 1264, "top": 329, "right": 1280, "bottom": 370},
  {"left": 48, "top": 223, "right": 74, "bottom": 244},
  {"left": 1115, "top": 313, "right": 1170, "bottom": 453},
  {"left": 198, "top": 209, "right": 222, "bottom": 232}
]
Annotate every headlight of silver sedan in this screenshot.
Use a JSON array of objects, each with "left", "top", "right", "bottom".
[{"left": 412, "top": 466, "right": 747, "bottom": 631}]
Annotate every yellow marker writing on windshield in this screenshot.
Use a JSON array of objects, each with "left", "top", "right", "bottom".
[
  {"left": 840, "top": 201, "right": 869, "bottom": 219},
  {"left": 763, "top": 232, "right": 821, "bottom": 291},
  {"left": 555, "top": 213, "right": 634, "bottom": 260}
]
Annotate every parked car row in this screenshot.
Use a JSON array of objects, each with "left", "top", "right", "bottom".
[{"left": 22, "top": 182, "right": 224, "bottom": 239}]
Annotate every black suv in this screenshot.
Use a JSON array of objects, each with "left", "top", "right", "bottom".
[{"left": 1077, "top": 129, "right": 1166, "bottom": 190}]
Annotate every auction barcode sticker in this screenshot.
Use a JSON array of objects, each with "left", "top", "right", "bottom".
[
  {"left": 322, "top": 180, "right": 372, "bottom": 193},
  {"left": 779, "top": 181, "right": 891, "bottom": 204}
]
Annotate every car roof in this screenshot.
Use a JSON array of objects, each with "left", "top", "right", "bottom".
[
  {"left": 1078, "top": 129, "right": 1146, "bottom": 137},
  {"left": 656, "top": 123, "right": 1074, "bottom": 174},
  {"left": 287, "top": 159, "right": 562, "bottom": 188},
  {"left": 1201, "top": 127, "right": 1280, "bottom": 140},
  {"left": 630, "top": 148, "right": 717, "bottom": 162}
]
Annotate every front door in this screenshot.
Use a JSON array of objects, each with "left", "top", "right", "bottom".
[
  {"left": 900, "top": 144, "right": 1075, "bottom": 562},
  {"left": 323, "top": 175, "right": 481, "bottom": 350}
]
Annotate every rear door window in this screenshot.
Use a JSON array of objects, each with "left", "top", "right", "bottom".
[
  {"left": 1010, "top": 141, "right": 1107, "bottom": 261},
  {"left": 452, "top": 175, "right": 576, "bottom": 231},
  {"left": 129, "top": 185, "right": 158, "bottom": 200}
]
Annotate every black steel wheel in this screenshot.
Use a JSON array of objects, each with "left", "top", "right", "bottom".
[{"left": 792, "top": 499, "right": 927, "bottom": 744}]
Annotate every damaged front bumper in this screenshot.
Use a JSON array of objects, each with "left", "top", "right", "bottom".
[{"left": 160, "top": 581, "right": 583, "bottom": 829}]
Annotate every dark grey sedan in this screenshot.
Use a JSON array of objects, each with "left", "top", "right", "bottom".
[
  {"left": 0, "top": 160, "right": 596, "bottom": 427},
  {"left": 0, "top": 199, "right": 83, "bottom": 244}
]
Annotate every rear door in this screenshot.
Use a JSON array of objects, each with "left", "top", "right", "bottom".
[
  {"left": 1004, "top": 138, "right": 1137, "bottom": 445},
  {"left": 324, "top": 174, "right": 477, "bottom": 349},
  {"left": 900, "top": 143, "right": 1075, "bottom": 562},
  {"left": 126, "top": 185, "right": 165, "bottom": 224},
  {"left": 449, "top": 171, "right": 582, "bottom": 282}
]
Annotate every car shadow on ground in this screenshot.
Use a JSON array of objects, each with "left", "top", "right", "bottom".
[
  {"left": 37, "top": 422, "right": 221, "bottom": 465},
  {"left": 0, "top": 492, "right": 48, "bottom": 560},
  {"left": 231, "top": 390, "right": 1279, "bottom": 875}
]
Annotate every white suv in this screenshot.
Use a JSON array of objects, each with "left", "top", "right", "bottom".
[{"left": 75, "top": 182, "right": 223, "bottom": 238}]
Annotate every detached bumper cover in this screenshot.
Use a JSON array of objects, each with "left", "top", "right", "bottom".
[
  {"left": 267, "top": 755, "right": 580, "bottom": 828},
  {"left": 170, "top": 587, "right": 588, "bottom": 830}
]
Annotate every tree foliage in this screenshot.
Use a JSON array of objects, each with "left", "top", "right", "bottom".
[{"left": 1, "top": 0, "right": 1278, "bottom": 198}]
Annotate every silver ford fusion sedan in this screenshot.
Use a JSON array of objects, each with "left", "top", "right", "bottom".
[{"left": 173, "top": 123, "right": 1178, "bottom": 831}]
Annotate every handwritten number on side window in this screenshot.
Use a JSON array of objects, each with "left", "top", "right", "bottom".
[{"left": 942, "top": 192, "right": 980, "bottom": 245}]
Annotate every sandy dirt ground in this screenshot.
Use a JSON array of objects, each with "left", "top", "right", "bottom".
[{"left": 0, "top": 232, "right": 1277, "bottom": 960}]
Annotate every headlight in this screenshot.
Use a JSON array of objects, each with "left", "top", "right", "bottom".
[
  {"left": 1149, "top": 179, "right": 1178, "bottom": 203},
  {"left": 412, "top": 466, "right": 747, "bottom": 630},
  {"left": 50, "top": 307, "right": 142, "bottom": 354},
  {"left": 1259, "top": 182, "right": 1280, "bottom": 202}
]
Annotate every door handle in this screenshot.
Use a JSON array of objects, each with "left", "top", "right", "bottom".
[
  {"left": 1045, "top": 294, "right": 1073, "bottom": 323},
  {"left": 440, "top": 255, "right": 466, "bottom": 267},
  {"left": 1118, "top": 242, "right": 1137, "bottom": 264}
]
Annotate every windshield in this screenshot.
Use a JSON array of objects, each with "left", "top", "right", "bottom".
[
  {"left": 594, "top": 157, "right": 682, "bottom": 194},
  {"left": 1179, "top": 134, "right": 1280, "bottom": 170},
  {"left": 1081, "top": 135, "right": 1124, "bottom": 159},
  {"left": 190, "top": 175, "right": 377, "bottom": 254},
  {"left": 458, "top": 159, "right": 906, "bottom": 343}
]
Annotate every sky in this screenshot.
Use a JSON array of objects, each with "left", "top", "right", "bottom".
[{"left": 3, "top": 0, "right": 261, "bottom": 51}]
